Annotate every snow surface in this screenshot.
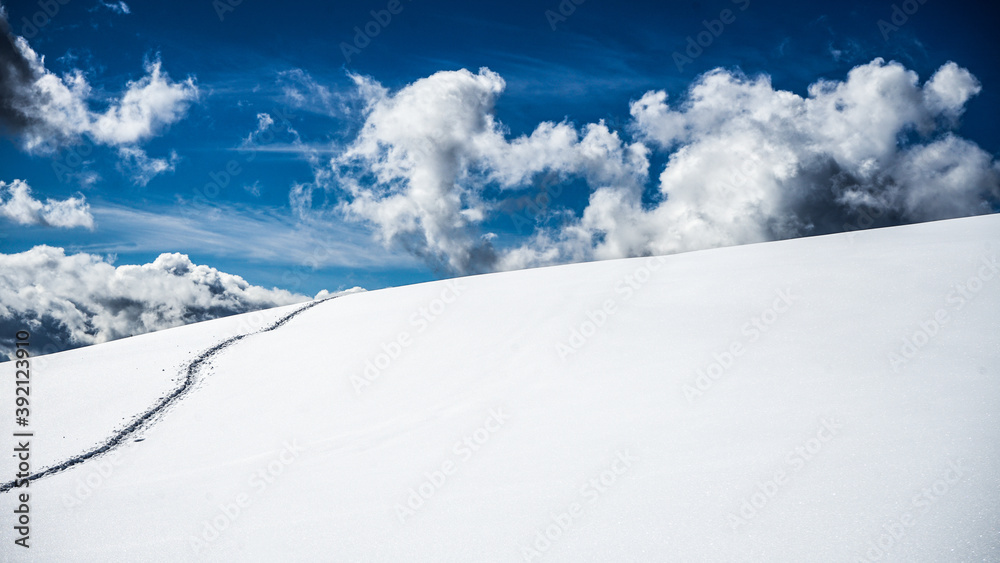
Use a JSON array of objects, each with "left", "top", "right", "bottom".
[{"left": 2, "top": 214, "right": 999, "bottom": 562}]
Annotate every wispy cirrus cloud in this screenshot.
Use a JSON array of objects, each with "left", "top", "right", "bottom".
[
  {"left": 116, "top": 147, "right": 180, "bottom": 186},
  {"left": 94, "top": 1, "right": 131, "bottom": 15},
  {"left": 88, "top": 202, "right": 415, "bottom": 270},
  {"left": 277, "top": 68, "right": 349, "bottom": 118}
]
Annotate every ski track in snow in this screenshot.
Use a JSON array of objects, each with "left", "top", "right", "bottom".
[{"left": 0, "top": 297, "right": 335, "bottom": 494}]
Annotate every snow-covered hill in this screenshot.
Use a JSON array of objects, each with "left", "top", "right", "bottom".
[{"left": 2, "top": 215, "right": 999, "bottom": 562}]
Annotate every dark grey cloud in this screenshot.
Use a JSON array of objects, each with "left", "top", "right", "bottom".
[{"left": 0, "top": 8, "right": 40, "bottom": 137}]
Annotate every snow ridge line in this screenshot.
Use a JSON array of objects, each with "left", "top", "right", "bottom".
[{"left": 1, "top": 297, "right": 335, "bottom": 494}]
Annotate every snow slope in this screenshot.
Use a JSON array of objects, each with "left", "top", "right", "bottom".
[{"left": 2, "top": 215, "right": 999, "bottom": 562}]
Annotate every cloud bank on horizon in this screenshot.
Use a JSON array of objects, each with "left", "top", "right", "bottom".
[
  {"left": 0, "top": 246, "right": 325, "bottom": 360},
  {"left": 319, "top": 59, "right": 999, "bottom": 275}
]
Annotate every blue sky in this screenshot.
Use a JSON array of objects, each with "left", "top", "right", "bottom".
[{"left": 1, "top": 0, "right": 998, "bottom": 297}]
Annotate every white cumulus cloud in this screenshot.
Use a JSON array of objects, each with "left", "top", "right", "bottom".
[
  {"left": 590, "top": 58, "right": 998, "bottom": 259},
  {"left": 0, "top": 179, "right": 94, "bottom": 229},
  {"left": 325, "top": 59, "right": 998, "bottom": 274},
  {"left": 332, "top": 68, "right": 648, "bottom": 274},
  {"left": 19, "top": 51, "right": 198, "bottom": 151},
  {"left": 0, "top": 11, "right": 197, "bottom": 153}
]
